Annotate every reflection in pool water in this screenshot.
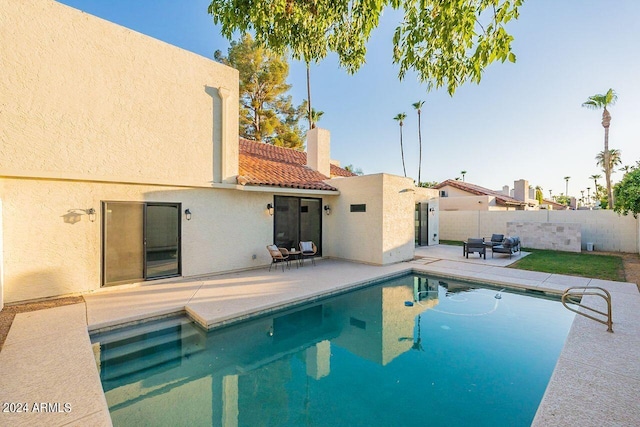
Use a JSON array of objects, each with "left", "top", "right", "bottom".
[{"left": 91, "top": 274, "right": 575, "bottom": 427}]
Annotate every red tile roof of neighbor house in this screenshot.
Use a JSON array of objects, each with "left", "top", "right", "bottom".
[
  {"left": 237, "top": 138, "right": 356, "bottom": 191},
  {"left": 433, "top": 179, "right": 528, "bottom": 207}
]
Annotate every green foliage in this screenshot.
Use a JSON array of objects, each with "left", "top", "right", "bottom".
[
  {"left": 344, "top": 164, "right": 364, "bottom": 175},
  {"left": 614, "top": 168, "right": 640, "bottom": 218},
  {"left": 535, "top": 186, "right": 543, "bottom": 204},
  {"left": 208, "top": 0, "right": 523, "bottom": 95},
  {"left": 419, "top": 181, "right": 439, "bottom": 188},
  {"left": 215, "top": 34, "right": 306, "bottom": 149},
  {"left": 596, "top": 149, "right": 622, "bottom": 172},
  {"left": 581, "top": 88, "right": 618, "bottom": 110},
  {"left": 555, "top": 195, "right": 570, "bottom": 206}
]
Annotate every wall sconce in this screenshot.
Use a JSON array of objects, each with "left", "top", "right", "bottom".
[
  {"left": 86, "top": 208, "right": 96, "bottom": 222},
  {"left": 184, "top": 209, "right": 192, "bottom": 221},
  {"left": 266, "top": 203, "right": 274, "bottom": 216},
  {"left": 323, "top": 205, "right": 331, "bottom": 215}
]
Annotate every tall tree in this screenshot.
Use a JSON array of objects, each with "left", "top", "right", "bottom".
[
  {"left": 310, "top": 108, "right": 324, "bottom": 129},
  {"left": 582, "top": 89, "right": 618, "bottom": 208},
  {"left": 214, "top": 34, "right": 305, "bottom": 149},
  {"left": 413, "top": 101, "right": 425, "bottom": 185},
  {"left": 535, "top": 186, "right": 544, "bottom": 204},
  {"left": 596, "top": 149, "right": 622, "bottom": 175},
  {"left": 590, "top": 174, "right": 602, "bottom": 201},
  {"left": 619, "top": 165, "right": 634, "bottom": 175},
  {"left": 563, "top": 176, "right": 571, "bottom": 197},
  {"left": 393, "top": 113, "right": 408, "bottom": 177},
  {"left": 614, "top": 168, "right": 640, "bottom": 218},
  {"left": 208, "top": 0, "right": 522, "bottom": 96},
  {"left": 460, "top": 170, "right": 467, "bottom": 182}
]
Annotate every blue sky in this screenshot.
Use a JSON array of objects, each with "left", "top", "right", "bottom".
[{"left": 58, "top": 0, "right": 640, "bottom": 199}]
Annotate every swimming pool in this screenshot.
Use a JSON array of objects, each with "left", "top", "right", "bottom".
[{"left": 91, "top": 274, "right": 576, "bottom": 426}]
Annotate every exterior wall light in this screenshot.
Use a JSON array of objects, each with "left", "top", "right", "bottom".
[
  {"left": 266, "top": 203, "right": 274, "bottom": 216},
  {"left": 86, "top": 208, "right": 96, "bottom": 222},
  {"left": 184, "top": 209, "right": 192, "bottom": 221},
  {"left": 323, "top": 205, "right": 331, "bottom": 215}
]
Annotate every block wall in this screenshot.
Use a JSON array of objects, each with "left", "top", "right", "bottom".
[
  {"left": 440, "top": 210, "right": 639, "bottom": 253},
  {"left": 507, "top": 222, "right": 581, "bottom": 252}
]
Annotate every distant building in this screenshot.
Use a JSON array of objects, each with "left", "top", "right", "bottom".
[{"left": 434, "top": 179, "right": 533, "bottom": 211}]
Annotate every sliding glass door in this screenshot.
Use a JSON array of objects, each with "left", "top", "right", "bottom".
[
  {"left": 103, "top": 202, "right": 181, "bottom": 286},
  {"left": 274, "top": 196, "right": 322, "bottom": 255}
]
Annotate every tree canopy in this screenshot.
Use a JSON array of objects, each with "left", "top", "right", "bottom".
[
  {"left": 214, "top": 34, "right": 306, "bottom": 149},
  {"left": 614, "top": 168, "right": 640, "bottom": 218},
  {"left": 208, "top": 0, "right": 523, "bottom": 95}
]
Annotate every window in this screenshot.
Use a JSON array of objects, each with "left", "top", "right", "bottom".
[{"left": 350, "top": 204, "right": 366, "bottom": 212}]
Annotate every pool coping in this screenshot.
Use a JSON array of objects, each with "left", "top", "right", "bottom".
[{"left": 1, "top": 257, "right": 638, "bottom": 426}]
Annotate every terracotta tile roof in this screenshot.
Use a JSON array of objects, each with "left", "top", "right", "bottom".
[
  {"left": 237, "top": 138, "right": 355, "bottom": 191},
  {"left": 542, "top": 199, "right": 570, "bottom": 210},
  {"left": 434, "top": 179, "right": 527, "bottom": 207}
]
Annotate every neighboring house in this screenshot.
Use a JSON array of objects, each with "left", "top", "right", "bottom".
[
  {"left": 434, "top": 179, "right": 532, "bottom": 211},
  {"left": 540, "top": 199, "right": 571, "bottom": 211},
  {"left": 0, "top": 0, "right": 439, "bottom": 307}
]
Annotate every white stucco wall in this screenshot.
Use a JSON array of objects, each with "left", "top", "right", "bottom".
[
  {"left": 440, "top": 210, "right": 639, "bottom": 252},
  {"left": 1, "top": 0, "right": 239, "bottom": 185},
  {"left": 1, "top": 179, "right": 282, "bottom": 303},
  {"left": 325, "top": 174, "right": 415, "bottom": 265},
  {"left": 439, "top": 195, "right": 499, "bottom": 211}
]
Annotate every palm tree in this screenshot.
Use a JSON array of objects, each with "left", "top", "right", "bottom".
[
  {"left": 582, "top": 89, "right": 618, "bottom": 208},
  {"left": 310, "top": 108, "right": 324, "bottom": 129},
  {"left": 535, "top": 185, "right": 543, "bottom": 204},
  {"left": 413, "top": 101, "right": 425, "bottom": 186},
  {"left": 305, "top": 62, "right": 313, "bottom": 130},
  {"left": 564, "top": 176, "right": 571, "bottom": 197},
  {"left": 596, "top": 149, "right": 622, "bottom": 175},
  {"left": 619, "top": 165, "right": 633, "bottom": 175},
  {"left": 460, "top": 170, "right": 467, "bottom": 182},
  {"left": 393, "top": 113, "right": 408, "bottom": 177},
  {"left": 590, "top": 174, "right": 602, "bottom": 201}
]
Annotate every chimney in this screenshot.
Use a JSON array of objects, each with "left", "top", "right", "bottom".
[
  {"left": 306, "top": 127, "right": 331, "bottom": 177},
  {"left": 514, "top": 179, "right": 528, "bottom": 201},
  {"left": 502, "top": 185, "right": 510, "bottom": 196}
]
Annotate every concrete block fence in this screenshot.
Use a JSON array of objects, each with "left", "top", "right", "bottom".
[{"left": 439, "top": 210, "right": 640, "bottom": 253}]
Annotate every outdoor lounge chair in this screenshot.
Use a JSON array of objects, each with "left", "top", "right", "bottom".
[
  {"left": 299, "top": 241, "right": 317, "bottom": 266},
  {"left": 491, "top": 236, "right": 521, "bottom": 259},
  {"left": 267, "top": 245, "right": 290, "bottom": 271},
  {"left": 465, "top": 238, "right": 486, "bottom": 259}
]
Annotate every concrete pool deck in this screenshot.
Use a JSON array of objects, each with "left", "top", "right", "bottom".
[{"left": 0, "top": 245, "right": 638, "bottom": 426}]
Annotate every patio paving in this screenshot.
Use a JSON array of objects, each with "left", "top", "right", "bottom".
[{"left": 0, "top": 244, "right": 638, "bottom": 426}]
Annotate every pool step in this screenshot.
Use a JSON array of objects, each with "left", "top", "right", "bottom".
[{"left": 94, "top": 319, "right": 206, "bottom": 385}]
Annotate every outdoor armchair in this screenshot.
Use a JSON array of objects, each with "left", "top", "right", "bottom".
[
  {"left": 267, "top": 245, "right": 290, "bottom": 271},
  {"left": 299, "top": 241, "right": 317, "bottom": 266},
  {"left": 465, "top": 238, "right": 486, "bottom": 259}
]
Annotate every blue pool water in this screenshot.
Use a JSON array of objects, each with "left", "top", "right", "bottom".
[{"left": 91, "top": 274, "right": 576, "bottom": 427}]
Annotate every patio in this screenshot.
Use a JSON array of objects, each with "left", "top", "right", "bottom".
[{"left": 0, "top": 245, "right": 638, "bottom": 426}]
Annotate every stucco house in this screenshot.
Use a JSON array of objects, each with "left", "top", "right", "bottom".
[
  {"left": 0, "top": 0, "right": 439, "bottom": 308},
  {"left": 434, "top": 179, "right": 532, "bottom": 211}
]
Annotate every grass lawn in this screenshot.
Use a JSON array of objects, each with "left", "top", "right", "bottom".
[
  {"left": 439, "top": 239, "right": 464, "bottom": 246},
  {"left": 509, "top": 248, "right": 625, "bottom": 282}
]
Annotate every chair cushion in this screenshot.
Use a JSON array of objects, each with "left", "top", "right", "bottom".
[
  {"left": 267, "top": 244, "right": 278, "bottom": 251},
  {"left": 491, "top": 234, "right": 504, "bottom": 242},
  {"left": 300, "top": 241, "right": 313, "bottom": 252},
  {"left": 502, "top": 237, "right": 514, "bottom": 248}
]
